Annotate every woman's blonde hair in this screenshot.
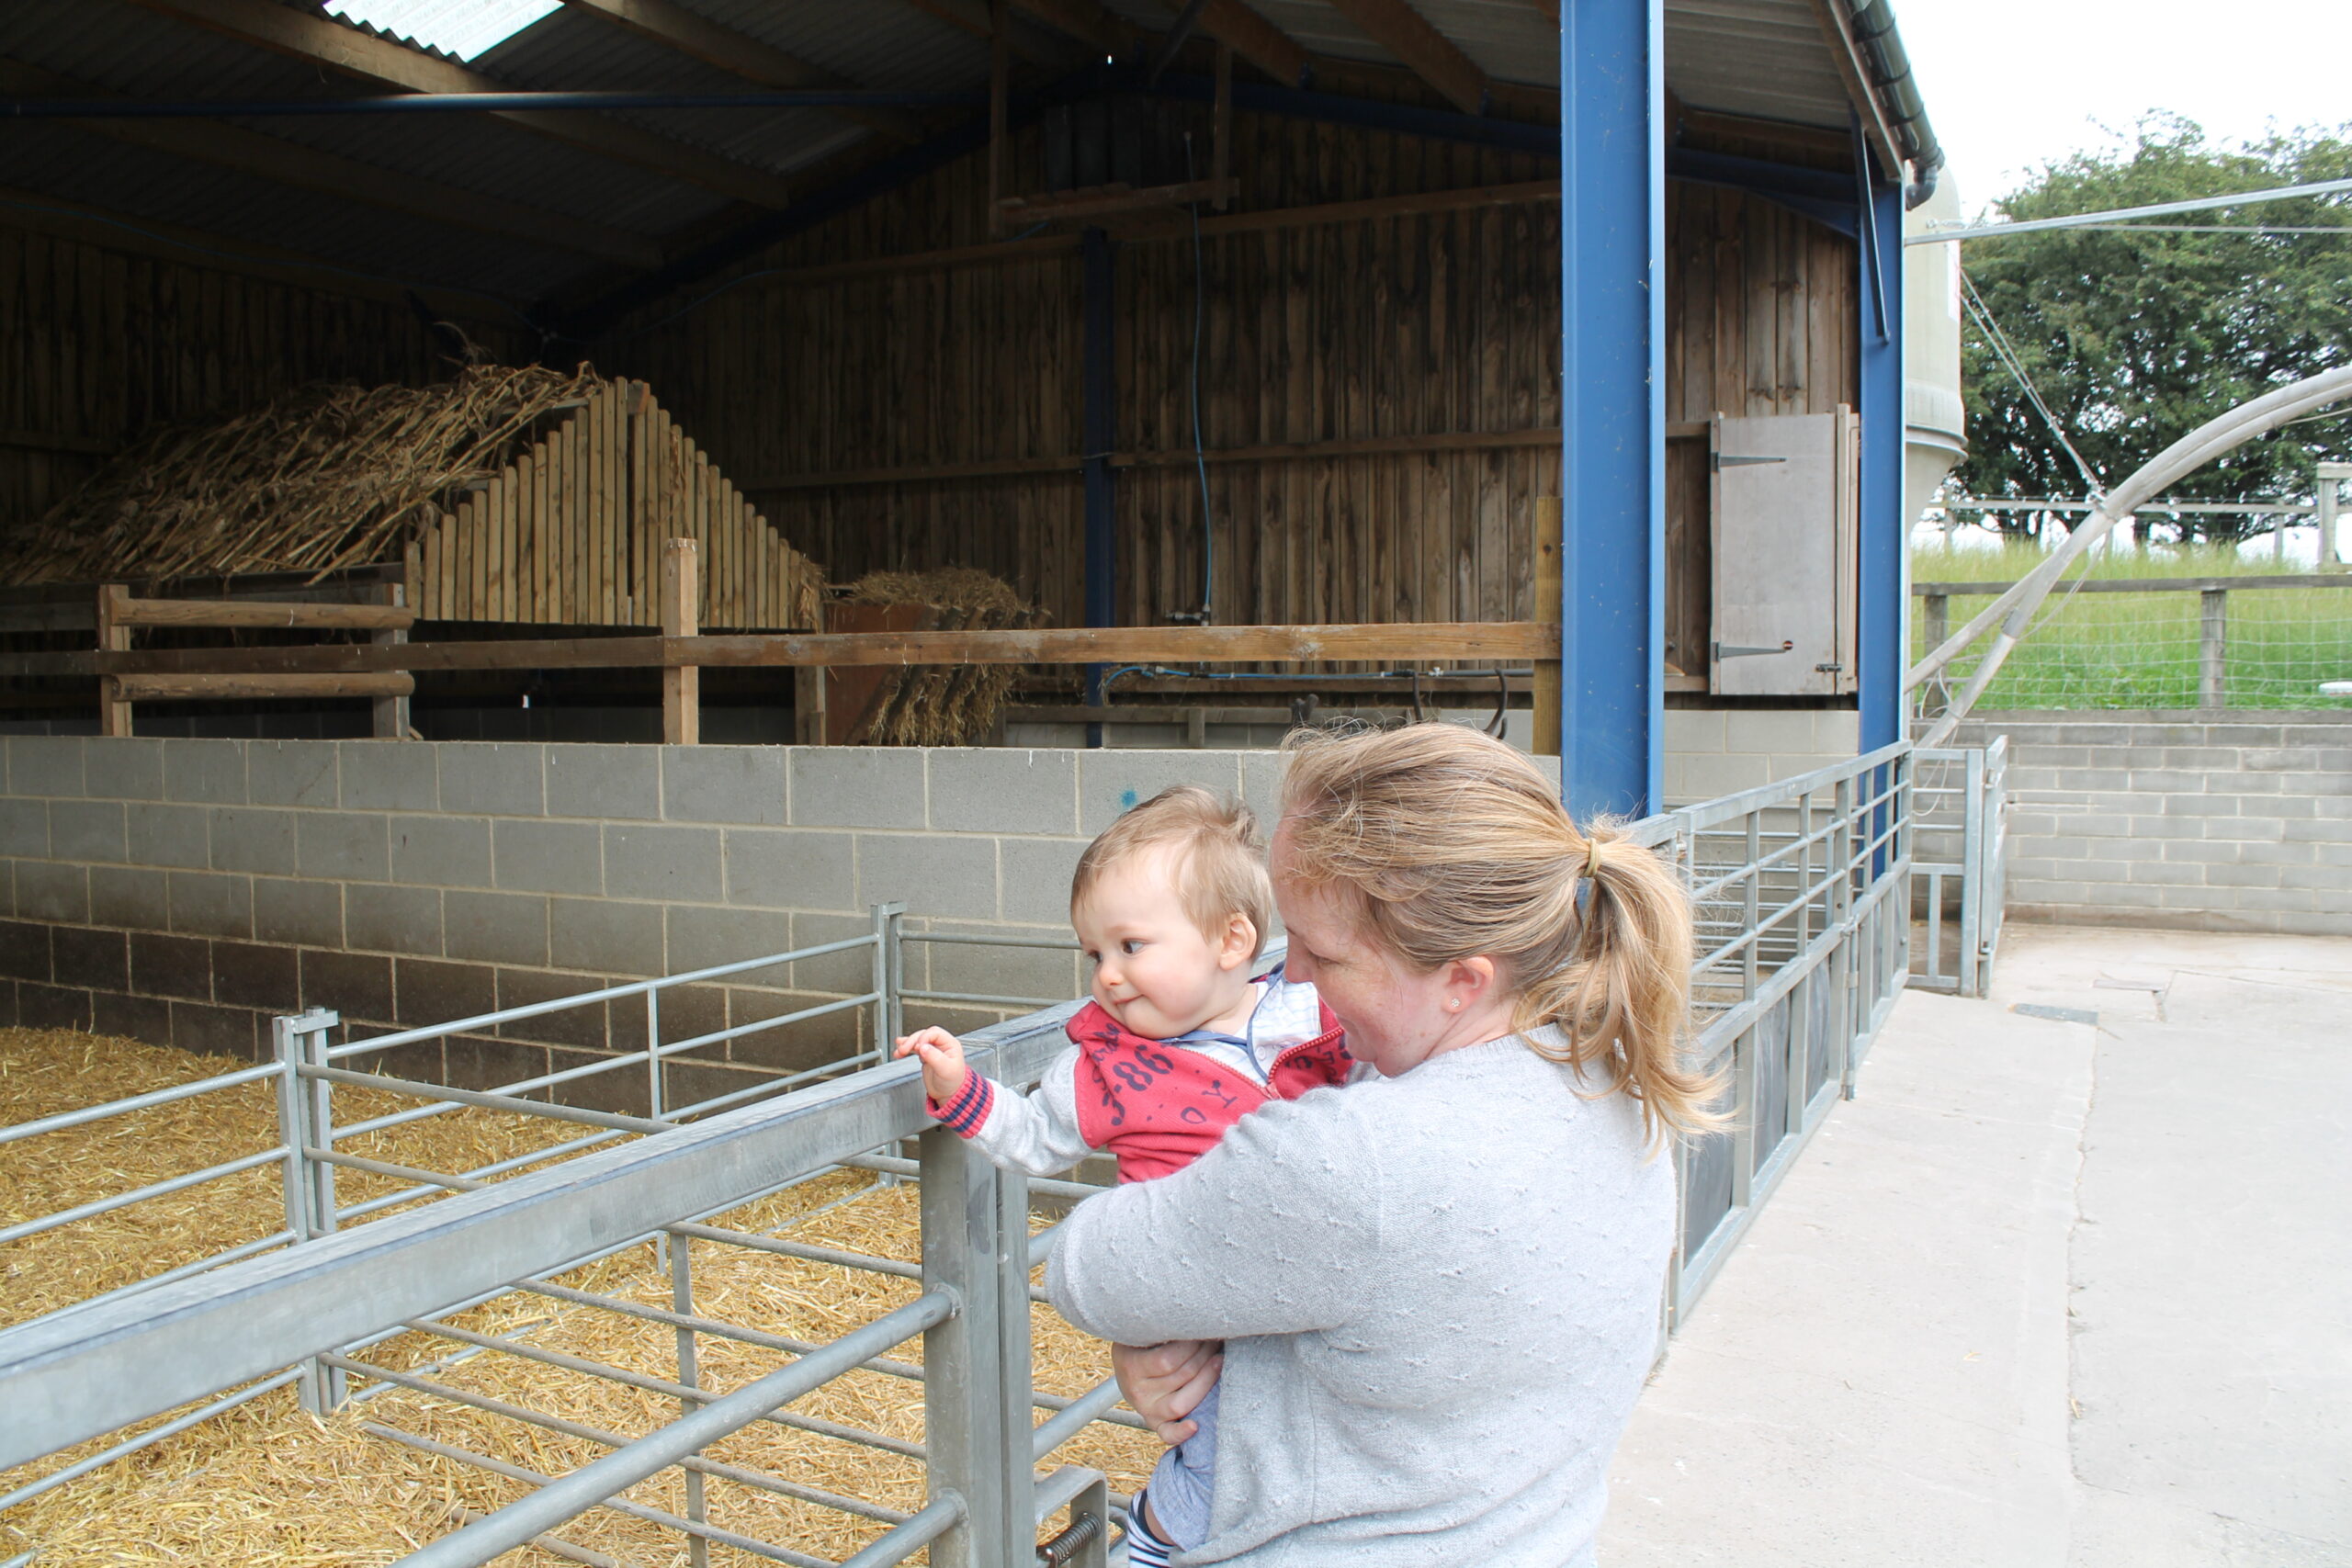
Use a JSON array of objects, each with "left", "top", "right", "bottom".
[{"left": 1277, "top": 723, "right": 1717, "bottom": 1145}]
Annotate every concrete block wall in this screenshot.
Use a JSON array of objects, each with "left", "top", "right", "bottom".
[
  {"left": 1936, "top": 711, "right": 2352, "bottom": 938},
  {"left": 0, "top": 738, "right": 1410, "bottom": 1109},
  {"left": 1665, "top": 708, "right": 1860, "bottom": 804}
]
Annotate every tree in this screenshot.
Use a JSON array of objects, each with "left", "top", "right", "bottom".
[{"left": 1956, "top": 116, "right": 2352, "bottom": 543}]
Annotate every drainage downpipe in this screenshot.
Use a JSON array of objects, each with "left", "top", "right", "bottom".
[{"left": 1839, "top": 0, "right": 1946, "bottom": 209}]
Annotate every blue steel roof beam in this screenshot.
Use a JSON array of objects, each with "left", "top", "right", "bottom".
[{"left": 117, "top": 0, "right": 802, "bottom": 208}]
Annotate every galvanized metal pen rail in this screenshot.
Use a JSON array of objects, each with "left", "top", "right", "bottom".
[{"left": 0, "top": 744, "right": 1939, "bottom": 1562}]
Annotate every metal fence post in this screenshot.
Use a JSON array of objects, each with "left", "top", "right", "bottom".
[
  {"left": 871, "top": 901, "right": 906, "bottom": 1065},
  {"left": 2199, "top": 588, "right": 2228, "bottom": 709},
  {"left": 919, "top": 1127, "right": 1028, "bottom": 1568},
  {"left": 272, "top": 1007, "right": 345, "bottom": 1413},
  {"left": 670, "top": 1234, "right": 710, "bottom": 1568},
  {"left": 1958, "top": 747, "right": 1986, "bottom": 1000}
]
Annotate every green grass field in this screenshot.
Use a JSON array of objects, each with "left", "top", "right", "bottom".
[{"left": 1911, "top": 539, "right": 2352, "bottom": 710}]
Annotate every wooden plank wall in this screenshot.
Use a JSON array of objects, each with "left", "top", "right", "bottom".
[
  {"left": 605, "top": 110, "right": 1560, "bottom": 635},
  {"left": 0, "top": 226, "right": 521, "bottom": 537},
  {"left": 1662, "top": 182, "right": 1860, "bottom": 677},
  {"left": 602, "top": 115, "right": 1856, "bottom": 653},
  {"left": 413, "top": 381, "right": 823, "bottom": 631}
]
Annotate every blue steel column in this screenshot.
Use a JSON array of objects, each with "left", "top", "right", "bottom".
[
  {"left": 1558, "top": 0, "right": 1667, "bottom": 817},
  {"left": 1081, "top": 226, "right": 1117, "bottom": 746},
  {"left": 1856, "top": 179, "right": 1905, "bottom": 752}
]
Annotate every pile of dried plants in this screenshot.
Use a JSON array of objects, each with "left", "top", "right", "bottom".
[{"left": 0, "top": 365, "right": 606, "bottom": 586}]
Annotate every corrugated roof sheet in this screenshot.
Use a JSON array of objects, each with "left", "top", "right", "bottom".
[{"left": 0, "top": 0, "right": 1915, "bottom": 318}]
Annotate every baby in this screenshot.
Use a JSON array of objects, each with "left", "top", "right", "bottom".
[{"left": 894, "top": 784, "right": 1353, "bottom": 1567}]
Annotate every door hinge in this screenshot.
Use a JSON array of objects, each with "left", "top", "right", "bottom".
[
  {"left": 1714, "top": 640, "right": 1794, "bottom": 660},
  {"left": 1814, "top": 661, "right": 1845, "bottom": 672},
  {"left": 1711, "top": 453, "right": 1787, "bottom": 471}
]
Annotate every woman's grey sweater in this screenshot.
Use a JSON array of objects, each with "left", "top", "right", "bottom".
[{"left": 1046, "top": 1032, "right": 1674, "bottom": 1568}]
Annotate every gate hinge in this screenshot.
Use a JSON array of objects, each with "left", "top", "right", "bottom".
[{"left": 1714, "top": 640, "right": 1794, "bottom": 660}]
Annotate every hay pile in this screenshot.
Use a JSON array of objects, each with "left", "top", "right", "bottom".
[
  {"left": 0, "top": 1029, "right": 1159, "bottom": 1566},
  {"left": 0, "top": 365, "right": 606, "bottom": 586},
  {"left": 839, "top": 570, "right": 1045, "bottom": 746}
]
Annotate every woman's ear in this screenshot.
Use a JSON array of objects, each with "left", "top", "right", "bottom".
[
  {"left": 1218, "top": 914, "right": 1260, "bottom": 971},
  {"left": 1447, "top": 954, "right": 1498, "bottom": 1006}
]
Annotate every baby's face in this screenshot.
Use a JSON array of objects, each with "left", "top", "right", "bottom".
[{"left": 1071, "top": 847, "right": 1248, "bottom": 1040}]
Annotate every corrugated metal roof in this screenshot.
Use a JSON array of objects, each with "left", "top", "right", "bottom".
[
  {"left": 0, "top": 0, "right": 1920, "bottom": 320},
  {"left": 0, "top": 121, "right": 584, "bottom": 304},
  {"left": 1665, "top": 0, "right": 1856, "bottom": 129}
]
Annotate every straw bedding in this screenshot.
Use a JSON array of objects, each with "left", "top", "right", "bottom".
[
  {"left": 0, "top": 365, "right": 607, "bottom": 586},
  {"left": 838, "top": 570, "right": 1045, "bottom": 747},
  {"left": 0, "top": 1029, "right": 1161, "bottom": 1566}
]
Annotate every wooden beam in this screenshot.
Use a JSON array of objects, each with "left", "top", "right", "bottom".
[
  {"left": 0, "top": 58, "right": 660, "bottom": 268},
  {"left": 741, "top": 426, "right": 1563, "bottom": 491},
  {"left": 889, "top": 0, "right": 1081, "bottom": 67},
  {"left": 662, "top": 537, "right": 700, "bottom": 743},
  {"left": 1321, "top": 0, "right": 1490, "bottom": 115},
  {"left": 1153, "top": 0, "right": 1310, "bottom": 88},
  {"left": 110, "top": 597, "right": 416, "bottom": 631},
  {"left": 1911, "top": 575, "right": 2352, "bottom": 597},
  {"left": 557, "top": 0, "right": 923, "bottom": 144},
  {"left": 1012, "top": 0, "right": 1141, "bottom": 55},
  {"left": 997, "top": 175, "right": 1239, "bottom": 225},
  {"left": 0, "top": 181, "right": 519, "bottom": 325},
  {"left": 96, "top": 586, "right": 130, "bottom": 737},
  {"left": 115, "top": 672, "right": 414, "bottom": 701},
  {"left": 11, "top": 622, "right": 1561, "bottom": 679},
  {"left": 989, "top": 0, "right": 1011, "bottom": 237},
  {"left": 119, "top": 0, "right": 800, "bottom": 208},
  {"left": 1533, "top": 497, "right": 1561, "bottom": 757},
  {"left": 736, "top": 177, "right": 1560, "bottom": 293}
]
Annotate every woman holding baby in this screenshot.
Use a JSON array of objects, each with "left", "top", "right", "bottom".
[
  {"left": 901, "top": 721, "right": 1705, "bottom": 1565},
  {"left": 1048, "top": 724, "right": 1708, "bottom": 1567}
]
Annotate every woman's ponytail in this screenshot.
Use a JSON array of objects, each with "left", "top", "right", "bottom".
[{"left": 1518, "top": 822, "right": 1718, "bottom": 1147}]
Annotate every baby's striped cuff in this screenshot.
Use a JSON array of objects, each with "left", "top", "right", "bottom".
[{"left": 929, "top": 1073, "right": 994, "bottom": 1137}]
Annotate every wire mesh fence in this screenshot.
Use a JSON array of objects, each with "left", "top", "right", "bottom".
[{"left": 1913, "top": 560, "right": 2352, "bottom": 711}]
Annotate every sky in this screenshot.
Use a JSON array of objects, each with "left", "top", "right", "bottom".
[{"left": 1894, "top": 0, "right": 2352, "bottom": 217}]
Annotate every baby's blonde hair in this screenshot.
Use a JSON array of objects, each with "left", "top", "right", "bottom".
[
  {"left": 1277, "top": 723, "right": 1716, "bottom": 1145},
  {"left": 1071, "top": 784, "right": 1272, "bottom": 959}
]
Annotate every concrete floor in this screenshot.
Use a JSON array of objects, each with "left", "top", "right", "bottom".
[{"left": 1602, "top": 924, "right": 2351, "bottom": 1567}]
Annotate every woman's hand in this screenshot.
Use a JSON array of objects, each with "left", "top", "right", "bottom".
[
  {"left": 1114, "top": 1339, "right": 1224, "bottom": 1445},
  {"left": 893, "top": 1026, "right": 969, "bottom": 1104}
]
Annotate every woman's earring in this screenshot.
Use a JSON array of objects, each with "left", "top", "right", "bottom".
[{"left": 1447, "top": 998, "right": 1461, "bottom": 1010}]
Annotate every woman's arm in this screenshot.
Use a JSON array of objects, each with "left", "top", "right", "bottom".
[{"left": 1046, "top": 1091, "right": 1384, "bottom": 1346}]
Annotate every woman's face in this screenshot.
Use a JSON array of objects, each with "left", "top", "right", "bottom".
[{"left": 1271, "top": 823, "right": 1504, "bottom": 1077}]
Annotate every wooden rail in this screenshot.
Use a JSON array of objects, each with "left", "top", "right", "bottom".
[
  {"left": 7, "top": 622, "right": 1557, "bottom": 681},
  {"left": 51, "top": 540, "right": 1566, "bottom": 744},
  {"left": 87, "top": 581, "right": 413, "bottom": 739},
  {"left": 1913, "top": 575, "right": 2352, "bottom": 594},
  {"left": 110, "top": 596, "right": 416, "bottom": 631}
]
